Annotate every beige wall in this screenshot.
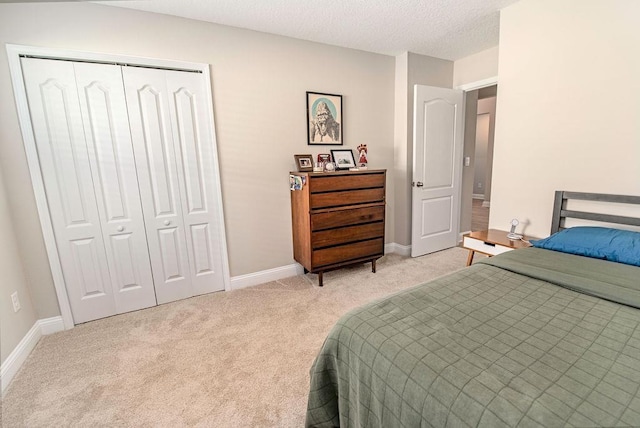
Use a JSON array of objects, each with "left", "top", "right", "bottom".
[
  {"left": 0, "top": 2, "right": 396, "bottom": 323},
  {"left": 0, "top": 170, "right": 38, "bottom": 364},
  {"left": 491, "top": 0, "right": 640, "bottom": 238},
  {"left": 392, "top": 53, "right": 409, "bottom": 249},
  {"left": 393, "top": 53, "right": 453, "bottom": 246},
  {"left": 453, "top": 46, "right": 499, "bottom": 88}
]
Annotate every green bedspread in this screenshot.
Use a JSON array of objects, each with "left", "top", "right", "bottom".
[{"left": 306, "top": 248, "right": 640, "bottom": 427}]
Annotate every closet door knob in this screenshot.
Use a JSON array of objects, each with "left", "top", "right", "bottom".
[
  {"left": 164, "top": 220, "right": 171, "bottom": 226},
  {"left": 117, "top": 226, "right": 124, "bottom": 232}
]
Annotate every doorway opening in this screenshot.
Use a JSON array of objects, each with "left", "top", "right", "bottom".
[{"left": 468, "top": 84, "right": 497, "bottom": 232}]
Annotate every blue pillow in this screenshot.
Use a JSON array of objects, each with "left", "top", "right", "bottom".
[{"left": 531, "top": 227, "right": 640, "bottom": 267}]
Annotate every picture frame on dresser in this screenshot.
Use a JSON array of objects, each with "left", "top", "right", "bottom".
[
  {"left": 330, "top": 149, "right": 356, "bottom": 170},
  {"left": 294, "top": 154, "right": 314, "bottom": 172},
  {"left": 317, "top": 153, "right": 332, "bottom": 163}
]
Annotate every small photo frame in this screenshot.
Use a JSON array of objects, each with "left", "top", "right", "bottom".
[
  {"left": 330, "top": 149, "right": 356, "bottom": 170},
  {"left": 307, "top": 92, "right": 343, "bottom": 145},
  {"left": 294, "top": 154, "right": 314, "bottom": 172},
  {"left": 317, "top": 153, "right": 332, "bottom": 163}
]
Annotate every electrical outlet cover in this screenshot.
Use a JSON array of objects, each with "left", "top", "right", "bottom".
[{"left": 11, "top": 291, "right": 21, "bottom": 312}]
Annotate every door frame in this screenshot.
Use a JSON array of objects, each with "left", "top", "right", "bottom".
[
  {"left": 6, "top": 44, "right": 231, "bottom": 329},
  {"left": 455, "top": 76, "right": 498, "bottom": 241}
]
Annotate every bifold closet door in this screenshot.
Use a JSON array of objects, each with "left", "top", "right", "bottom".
[
  {"left": 123, "top": 67, "right": 226, "bottom": 303},
  {"left": 123, "top": 68, "right": 193, "bottom": 304},
  {"left": 73, "top": 62, "right": 157, "bottom": 314},
  {"left": 164, "top": 70, "right": 226, "bottom": 296},
  {"left": 21, "top": 58, "right": 157, "bottom": 323}
]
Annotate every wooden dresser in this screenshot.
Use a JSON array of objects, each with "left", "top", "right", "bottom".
[{"left": 290, "top": 169, "right": 386, "bottom": 286}]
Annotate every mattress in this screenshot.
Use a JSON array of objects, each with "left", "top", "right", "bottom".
[{"left": 306, "top": 248, "right": 640, "bottom": 427}]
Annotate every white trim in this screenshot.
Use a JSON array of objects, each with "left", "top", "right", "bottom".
[
  {"left": 459, "top": 230, "right": 471, "bottom": 242},
  {"left": 1, "top": 316, "right": 64, "bottom": 396},
  {"left": 231, "top": 243, "right": 414, "bottom": 290},
  {"left": 7, "top": 44, "right": 209, "bottom": 73},
  {"left": 200, "top": 66, "right": 232, "bottom": 292},
  {"left": 6, "top": 44, "right": 231, "bottom": 326},
  {"left": 385, "top": 242, "right": 411, "bottom": 256},
  {"left": 482, "top": 200, "right": 491, "bottom": 208},
  {"left": 472, "top": 193, "right": 485, "bottom": 200},
  {"left": 455, "top": 76, "right": 498, "bottom": 92},
  {"left": 230, "top": 263, "right": 304, "bottom": 290},
  {"left": 38, "top": 316, "right": 66, "bottom": 335},
  {"left": 7, "top": 45, "right": 75, "bottom": 330}
]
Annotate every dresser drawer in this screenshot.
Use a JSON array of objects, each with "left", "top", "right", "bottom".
[
  {"left": 311, "top": 205, "right": 384, "bottom": 231},
  {"left": 310, "top": 173, "right": 385, "bottom": 193},
  {"left": 310, "top": 188, "right": 384, "bottom": 209},
  {"left": 312, "top": 238, "right": 384, "bottom": 267},
  {"left": 312, "top": 222, "right": 384, "bottom": 249}
]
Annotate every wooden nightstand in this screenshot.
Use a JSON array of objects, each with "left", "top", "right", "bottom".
[{"left": 462, "top": 229, "right": 533, "bottom": 266}]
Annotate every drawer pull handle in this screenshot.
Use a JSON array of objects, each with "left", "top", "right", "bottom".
[{"left": 484, "top": 242, "right": 495, "bottom": 247}]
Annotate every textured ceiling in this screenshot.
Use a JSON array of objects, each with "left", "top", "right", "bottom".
[{"left": 94, "top": 0, "right": 520, "bottom": 60}]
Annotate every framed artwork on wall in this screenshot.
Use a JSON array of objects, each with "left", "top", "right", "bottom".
[{"left": 307, "top": 92, "right": 342, "bottom": 145}]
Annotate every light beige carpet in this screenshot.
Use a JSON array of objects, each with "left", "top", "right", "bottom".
[{"left": 2, "top": 248, "right": 474, "bottom": 427}]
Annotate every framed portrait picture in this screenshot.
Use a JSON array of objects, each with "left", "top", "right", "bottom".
[
  {"left": 330, "top": 149, "right": 356, "bottom": 170},
  {"left": 307, "top": 92, "right": 342, "bottom": 146},
  {"left": 317, "top": 153, "right": 332, "bottom": 163},
  {"left": 294, "top": 154, "right": 314, "bottom": 172}
]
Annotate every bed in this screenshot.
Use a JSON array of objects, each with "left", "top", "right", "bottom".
[{"left": 306, "top": 191, "right": 640, "bottom": 428}]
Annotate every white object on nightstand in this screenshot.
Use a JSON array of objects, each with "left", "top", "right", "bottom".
[{"left": 507, "top": 218, "right": 523, "bottom": 240}]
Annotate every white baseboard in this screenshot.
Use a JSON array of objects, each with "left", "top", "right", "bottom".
[
  {"left": 38, "top": 316, "right": 65, "bottom": 335},
  {"left": 230, "top": 263, "right": 304, "bottom": 290},
  {"left": 472, "top": 194, "right": 485, "bottom": 200},
  {"left": 482, "top": 200, "right": 491, "bottom": 208},
  {"left": 385, "top": 242, "right": 411, "bottom": 256},
  {"left": 231, "top": 243, "right": 414, "bottom": 290},
  {"left": 1, "top": 316, "right": 64, "bottom": 396}
]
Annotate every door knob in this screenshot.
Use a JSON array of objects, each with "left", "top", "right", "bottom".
[
  {"left": 416, "top": 182, "right": 424, "bottom": 187},
  {"left": 164, "top": 220, "right": 171, "bottom": 226},
  {"left": 117, "top": 226, "right": 124, "bottom": 232}
]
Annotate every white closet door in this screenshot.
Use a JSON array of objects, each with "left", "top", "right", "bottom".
[
  {"left": 122, "top": 67, "right": 193, "bottom": 304},
  {"left": 74, "top": 62, "right": 157, "bottom": 313},
  {"left": 21, "top": 58, "right": 116, "bottom": 323},
  {"left": 166, "top": 70, "right": 225, "bottom": 295}
]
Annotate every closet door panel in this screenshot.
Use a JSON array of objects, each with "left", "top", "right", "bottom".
[
  {"left": 74, "top": 62, "right": 157, "bottom": 313},
  {"left": 166, "top": 71, "right": 225, "bottom": 295},
  {"left": 123, "top": 67, "right": 193, "bottom": 304},
  {"left": 21, "top": 58, "right": 116, "bottom": 323}
]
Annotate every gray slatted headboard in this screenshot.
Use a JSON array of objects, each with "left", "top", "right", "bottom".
[{"left": 551, "top": 191, "right": 640, "bottom": 234}]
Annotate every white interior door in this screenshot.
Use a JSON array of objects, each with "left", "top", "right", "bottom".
[
  {"left": 165, "top": 70, "right": 226, "bottom": 295},
  {"left": 411, "top": 85, "right": 464, "bottom": 257},
  {"left": 123, "top": 67, "right": 194, "bottom": 304},
  {"left": 74, "top": 62, "right": 157, "bottom": 313},
  {"left": 21, "top": 58, "right": 116, "bottom": 323}
]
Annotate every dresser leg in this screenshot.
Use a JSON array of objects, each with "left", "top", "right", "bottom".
[
  {"left": 318, "top": 272, "right": 323, "bottom": 287},
  {"left": 466, "top": 250, "right": 475, "bottom": 267},
  {"left": 372, "top": 259, "right": 377, "bottom": 273}
]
